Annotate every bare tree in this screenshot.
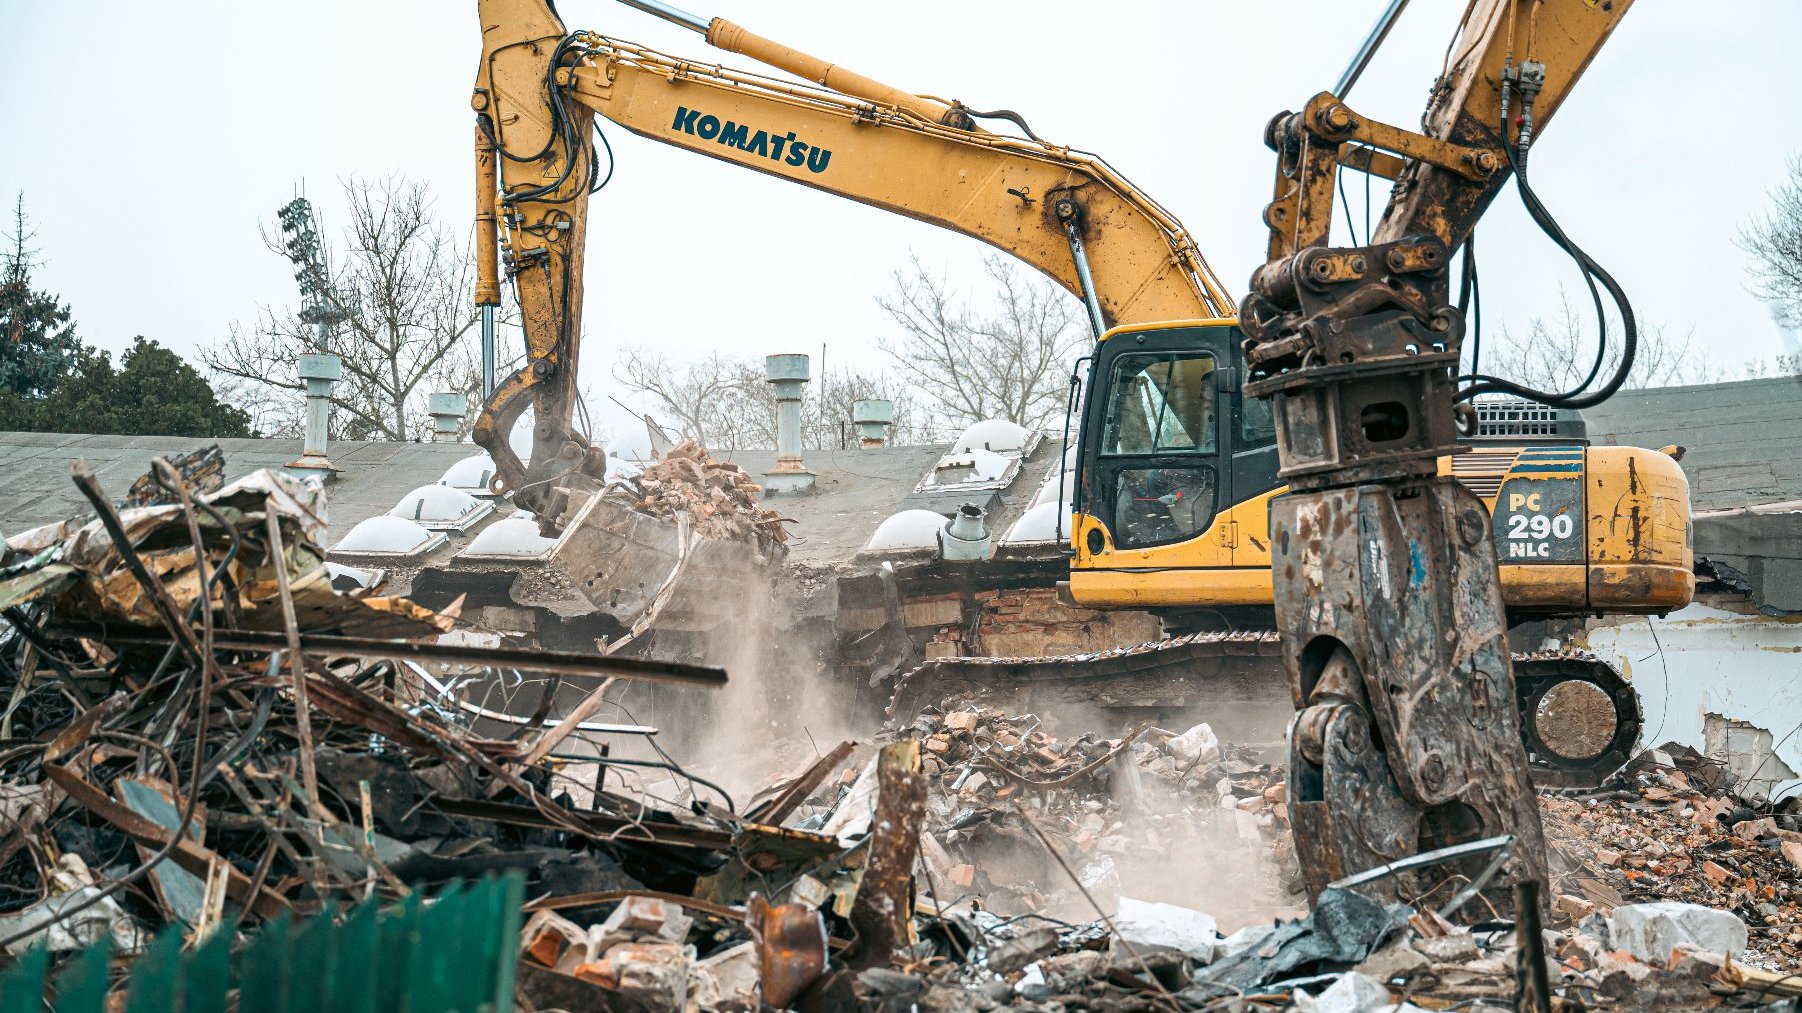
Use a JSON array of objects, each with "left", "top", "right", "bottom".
[
  {"left": 615, "top": 350, "right": 767, "bottom": 451},
  {"left": 205, "top": 177, "right": 487, "bottom": 441},
  {"left": 615, "top": 347, "right": 916, "bottom": 451},
  {"left": 876, "top": 254, "right": 1084, "bottom": 431},
  {"left": 1738, "top": 155, "right": 1802, "bottom": 328},
  {"left": 1475, "top": 288, "right": 1726, "bottom": 393}
]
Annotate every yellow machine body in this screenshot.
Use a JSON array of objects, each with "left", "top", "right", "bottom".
[{"left": 1066, "top": 322, "right": 1693, "bottom": 619}]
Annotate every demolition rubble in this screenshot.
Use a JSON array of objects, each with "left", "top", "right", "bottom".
[{"left": 3, "top": 449, "right": 1802, "bottom": 1011}]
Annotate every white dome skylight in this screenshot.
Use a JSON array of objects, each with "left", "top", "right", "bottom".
[
  {"left": 388, "top": 484, "right": 493, "bottom": 531},
  {"left": 440, "top": 453, "right": 498, "bottom": 495},
  {"left": 1031, "top": 470, "right": 1074, "bottom": 509},
  {"left": 952, "top": 418, "right": 1031, "bottom": 455},
  {"left": 1002, "top": 501, "right": 1073, "bottom": 545},
  {"left": 458, "top": 517, "right": 557, "bottom": 560},
  {"left": 864, "top": 509, "right": 952, "bottom": 552},
  {"left": 331, "top": 516, "right": 445, "bottom": 557}
]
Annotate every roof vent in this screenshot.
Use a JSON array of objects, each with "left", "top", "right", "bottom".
[
  {"left": 458, "top": 516, "right": 557, "bottom": 561},
  {"left": 1001, "top": 501, "right": 1073, "bottom": 545},
  {"left": 853, "top": 399, "right": 895, "bottom": 448},
  {"left": 938, "top": 503, "right": 991, "bottom": 560},
  {"left": 428, "top": 392, "right": 467, "bottom": 443},
  {"left": 864, "top": 509, "right": 954, "bottom": 552},
  {"left": 285, "top": 353, "right": 342, "bottom": 479},
  {"left": 387, "top": 484, "right": 493, "bottom": 531},
  {"left": 331, "top": 516, "right": 446, "bottom": 558},
  {"left": 762, "top": 353, "right": 816, "bottom": 493}
]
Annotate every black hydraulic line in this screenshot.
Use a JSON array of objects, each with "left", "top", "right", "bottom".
[{"left": 1456, "top": 94, "right": 1636, "bottom": 408}]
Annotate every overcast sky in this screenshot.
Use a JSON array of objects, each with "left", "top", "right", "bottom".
[{"left": 4, "top": 1, "right": 1799, "bottom": 446}]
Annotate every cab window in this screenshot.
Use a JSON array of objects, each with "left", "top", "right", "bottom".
[
  {"left": 1101, "top": 353, "right": 1218, "bottom": 456},
  {"left": 1097, "top": 351, "right": 1220, "bottom": 549}
]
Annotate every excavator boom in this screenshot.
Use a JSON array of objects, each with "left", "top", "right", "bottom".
[{"left": 470, "top": 0, "right": 1229, "bottom": 515}]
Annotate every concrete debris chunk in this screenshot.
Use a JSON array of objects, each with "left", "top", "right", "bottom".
[
  {"left": 575, "top": 941, "right": 692, "bottom": 1010},
  {"left": 1608, "top": 902, "right": 1748, "bottom": 964},
  {"left": 986, "top": 925, "right": 1058, "bottom": 974},
  {"left": 1409, "top": 931, "right": 1480, "bottom": 964},
  {"left": 691, "top": 941, "right": 759, "bottom": 1012},
  {"left": 1167, "top": 722, "right": 1220, "bottom": 767},
  {"left": 1112, "top": 896, "right": 1218, "bottom": 964},
  {"left": 592, "top": 894, "right": 694, "bottom": 950}
]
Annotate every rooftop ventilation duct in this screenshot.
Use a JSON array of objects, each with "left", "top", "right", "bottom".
[
  {"left": 286, "top": 353, "right": 341, "bottom": 479},
  {"left": 428, "top": 392, "right": 467, "bottom": 443},
  {"left": 762, "top": 353, "right": 816, "bottom": 493},
  {"left": 938, "top": 503, "right": 991, "bottom": 560},
  {"left": 853, "top": 399, "right": 894, "bottom": 448}
]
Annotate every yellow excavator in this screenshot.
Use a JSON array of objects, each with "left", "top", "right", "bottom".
[{"left": 469, "top": 0, "right": 1691, "bottom": 794}]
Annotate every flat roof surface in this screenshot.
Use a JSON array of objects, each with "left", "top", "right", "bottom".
[{"left": 0, "top": 432, "right": 478, "bottom": 543}]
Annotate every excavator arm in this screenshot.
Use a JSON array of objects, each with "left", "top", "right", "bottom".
[
  {"left": 1241, "top": 0, "right": 1637, "bottom": 917},
  {"left": 471, "top": 0, "right": 1232, "bottom": 516}
]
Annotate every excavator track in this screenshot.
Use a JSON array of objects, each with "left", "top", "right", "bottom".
[{"left": 886, "top": 635, "right": 1639, "bottom": 789}]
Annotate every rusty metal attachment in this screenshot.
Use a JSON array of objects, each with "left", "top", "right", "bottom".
[{"left": 1244, "top": 178, "right": 1549, "bottom": 916}]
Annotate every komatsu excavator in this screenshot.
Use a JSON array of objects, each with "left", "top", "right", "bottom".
[{"left": 472, "top": 0, "right": 1687, "bottom": 908}]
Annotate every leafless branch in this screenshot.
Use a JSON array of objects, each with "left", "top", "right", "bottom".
[
  {"left": 204, "top": 176, "right": 493, "bottom": 442},
  {"left": 875, "top": 254, "right": 1084, "bottom": 431}
]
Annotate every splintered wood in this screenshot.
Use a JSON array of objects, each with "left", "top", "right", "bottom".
[{"left": 619, "top": 442, "right": 788, "bottom": 556}]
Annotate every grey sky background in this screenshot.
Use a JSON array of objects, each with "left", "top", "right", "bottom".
[{"left": 3, "top": 1, "right": 1799, "bottom": 446}]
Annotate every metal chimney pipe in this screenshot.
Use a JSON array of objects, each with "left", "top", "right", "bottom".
[
  {"left": 939, "top": 503, "right": 991, "bottom": 560},
  {"left": 286, "top": 353, "right": 342, "bottom": 478},
  {"left": 761, "top": 353, "right": 816, "bottom": 493},
  {"left": 852, "top": 398, "right": 894, "bottom": 448},
  {"left": 428, "top": 392, "right": 466, "bottom": 443}
]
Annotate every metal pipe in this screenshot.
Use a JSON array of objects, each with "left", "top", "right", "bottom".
[
  {"left": 762, "top": 354, "right": 816, "bottom": 492},
  {"left": 613, "top": 0, "right": 712, "bottom": 34},
  {"left": 481, "top": 305, "right": 496, "bottom": 397},
  {"left": 474, "top": 121, "right": 501, "bottom": 398},
  {"left": 1334, "top": 0, "right": 1411, "bottom": 99},
  {"left": 704, "top": 18, "right": 960, "bottom": 125},
  {"left": 1063, "top": 221, "right": 1106, "bottom": 338}
]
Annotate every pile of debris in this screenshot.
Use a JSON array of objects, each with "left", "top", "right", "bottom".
[
  {"left": 612, "top": 441, "right": 789, "bottom": 555},
  {"left": 894, "top": 703, "right": 1300, "bottom": 926},
  {"left": 0, "top": 454, "right": 734, "bottom": 981},
  {"left": 1544, "top": 745, "right": 1802, "bottom": 967}
]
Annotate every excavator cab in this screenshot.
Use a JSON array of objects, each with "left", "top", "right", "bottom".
[
  {"left": 1068, "top": 321, "right": 1283, "bottom": 609},
  {"left": 1066, "top": 320, "right": 1693, "bottom": 618}
]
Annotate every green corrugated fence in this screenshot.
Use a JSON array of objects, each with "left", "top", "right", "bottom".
[{"left": 0, "top": 872, "right": 524, "bottom": 1013}]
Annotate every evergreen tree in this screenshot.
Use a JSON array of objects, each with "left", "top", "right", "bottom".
[
  {"left": 0, "top": 195, "right": 83, "bottom": 429},
  {"left": 0, "top": 194, "right": 255, "bottom": 437},
  {"left": 38, "top": 337, "right": 255, "bottom": 437}
]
